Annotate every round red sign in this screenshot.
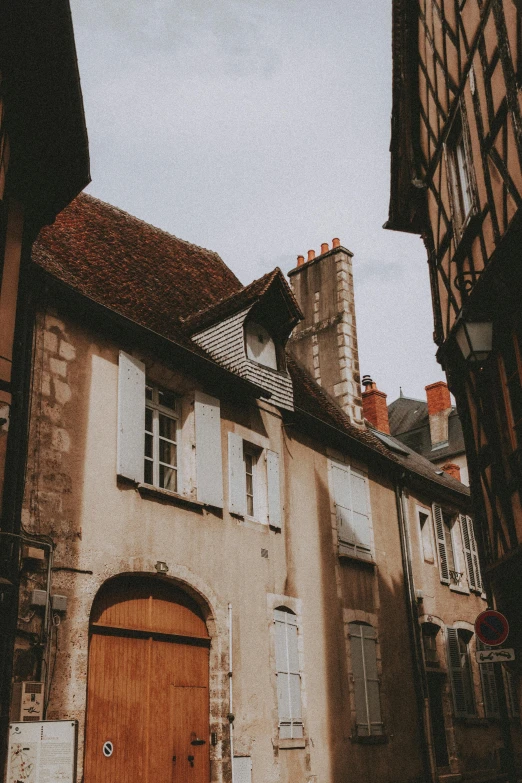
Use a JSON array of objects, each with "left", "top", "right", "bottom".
[{"left": 474, "top": 610, "right": 509, "bottom": 647}]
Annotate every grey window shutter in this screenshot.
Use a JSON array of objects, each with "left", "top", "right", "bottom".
[
  {"left": 117, "top": 351, "right": 145, "bottom": 483},
  {"left": 468, "top": 516, "right": 482, "bottom": 592},
  {"left": 267, "top": 450, "right": 282, "bottom": 529},
  {"left": 332, "top": 464, "right": 356, "bottom": 552},
  {"left": 351, "top": 470, "right": 372, "bottom": 558},
  {"left": 228, "top": 432, "right": 246, "bottom": 515},
  {"left": 349, "top": 623, "right": 382, "bottom": 737},
  {"left": 477, "top": 641, "right": 500, "bottom": 719},
  {"left": 194, "top": 391, "right": 223, "bottom": 507},
  {"left": 446, "top": 628, "right": 468, "bottom": 717},
  {"left": 433, "top": 504, "right": 450, "bottom": 584},
  {"left": 460, "top": 514, "right": 477, "bottom": 591},
  {"left": 274, "top": 609, "right": 303, "bottom": 739}
]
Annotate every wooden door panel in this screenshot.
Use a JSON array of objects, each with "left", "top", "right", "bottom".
[{"left": 84, "top": 634, "right": 150, "bottom": 782}]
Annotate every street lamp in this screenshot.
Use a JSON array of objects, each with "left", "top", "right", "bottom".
[{"left": 455, "top": 319, "right": 493, "bottom": 363}]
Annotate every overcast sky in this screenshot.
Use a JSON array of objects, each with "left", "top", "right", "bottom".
[{"left": 70, "top": 0, "right": 446, "bottom": 403}]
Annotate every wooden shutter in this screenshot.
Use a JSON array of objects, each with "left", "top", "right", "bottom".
[
  {"left": 433, "top": 504, "right": 450, "bottom": 584},
  {"left": 460, "top": 514, "right": 477, "bottom": 591},
  {"left": 351, "top": 469, "right": 372, "bottom": 560},
  {"left": 349, "top": 623, "right": 383, "bottom": 736},
  {"left": 332, "top": 463, "right": 372, "bottom": 560},
  {"left": 266, "top": 450, "right": 282, "bottom": 529},
  {"left": 194, "top": 391, "right": 223, "bottom": 507},
  {"left": 332, "top": 463, "right": 356, "bottom": 553},
  {"left": 477, "top": 641, "right": 500, "bottom": 719},
  {"left": 468, "top": 516, "right": 482, "bottom": 592},
  {"left": 117, "top": 351, "right": 145, "bottom": 483},
  {"left": 446, "top": 628, "right": 468, "bottom": 718},
  {"left": 228, "top": 433, "right": 246, "bottom": 516},
  {"left": 274, "top": 609, "right": 303, "bottom": 739}
]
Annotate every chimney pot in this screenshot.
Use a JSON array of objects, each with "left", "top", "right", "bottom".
[
  {"left": 307, "top": 249, "right": 316, "bottom": 262},
  {"left": 442, "top": 462, "right": 461, "bottom": 482},
  {"left": 297, "top": 255, "right": 305, "bottom": 266},
  {"left": 321, "top": 242, "right": 329, "bottom": 254},
  {"left": 332, "top": 238, "right": 340, "bottom": 248}
]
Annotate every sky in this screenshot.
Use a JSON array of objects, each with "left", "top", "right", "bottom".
[{"left": 70, "top": 0, "right": 446, "bottom": 403}]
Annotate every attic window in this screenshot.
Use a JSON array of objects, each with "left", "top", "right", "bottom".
[{"left": 245, "top": 321, "right": 278, "bottom": 370}]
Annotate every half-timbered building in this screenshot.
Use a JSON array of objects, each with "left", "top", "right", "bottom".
[{"left": 387, "top": 0, "right": 522, "bottom": 725}]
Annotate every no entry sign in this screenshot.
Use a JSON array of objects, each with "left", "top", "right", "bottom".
[{"left": 475, "top": 609, "right": 509, "bottom": 647}]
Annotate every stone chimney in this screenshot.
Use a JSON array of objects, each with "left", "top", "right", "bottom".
[
  {"left": 425, "top": 381, "right": 452, "bottom": 447},
  {"left": 288, "top": 240, "right": 363, "bottom": 425},
  {"left": 361, "top": 376, "right": 390, "bottom": 434}
]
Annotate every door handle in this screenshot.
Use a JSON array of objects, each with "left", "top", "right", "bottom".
[
  {"left": 172, "top": 756, "right": 176, "bottom": 764},
  {"left": 188, "top": 754, "right": 195, "bottom": 767}
]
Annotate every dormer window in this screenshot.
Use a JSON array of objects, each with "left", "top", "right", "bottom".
[{"left": 245, "top": 321, "right": 278, "bottom": 370}]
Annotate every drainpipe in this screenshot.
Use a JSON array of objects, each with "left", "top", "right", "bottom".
[
  {"left": 228, "top": 603, "right": 235, "bottom": 783},
  {"left": 394, "top": 476, "right": 434, "bottom": 783}
]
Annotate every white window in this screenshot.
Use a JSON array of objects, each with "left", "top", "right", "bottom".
[
  {"left": 144, "top": 384, "right": 179, "bottom": 492},
  {"left": 349, "top": 622, "right": 383, "bottom": 736},
  {"left": 446, "top": 627, "right": 475, "bottom": 718},
  {"left": 245, "top": 321, "right": 278, "bottom": 370},
  {"left": 433, "top": 505, "right": 464, "bottom": 587},
  {"left": 228, "top": 432, "right": 281, "bottom": 528},
  {"left": 418, "top": 508, "right": 435, "bottom": 563},
  {"left": 459, "top": 514, "right": 482, "bottom": 593},
  {"left": 274, "top": 608, "right": 303, "bottom": 739},
  {"left": 117, "top": 352, "right": 223, "bottom": 507},
  {"left": 331, "top": 462, "right": 373, "bottom": 561}
]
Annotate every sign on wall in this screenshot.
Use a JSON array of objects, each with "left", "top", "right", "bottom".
[
  {"left": 474, "top": 609, "right": 510, "bottom": 647},
  {"left": 7, "top": 721, "right": 77, "bottom": 783}
]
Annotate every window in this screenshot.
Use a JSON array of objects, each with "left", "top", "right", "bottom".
[
  {"left": 459, "top": 514, "right": 482, "bottom": 593},
  {"left": 445, "top": 110, "right": 476, "bottom": 236},
  {"left": 331, "top": 462, "right": 373, "bottom": 562},
  {"left": 446, "top": 628, "right": 475, "bottom": 718},
  {"left": 443, "top": 513, "right": 461, "bottom": 587},
  {"left": 245, "top": 321, "right": 278, "bottom": 370},
  {"left": 422, "top": 623, "right": 440, "bottom": 667},
  {"left": 228, "top": 433, "right": 281, "bottom": 528},
  {"left": 418, "top": 509, "right": 435, "bottom": 563},
  {"left": 433, "top": 505, "right": 476, "bottom": 589},
  {"left": 477, "top": 640, "right": 520, "bottom": 720},
  {"left": 349, "top": 622, "right": 383, "bottom": 736},
  {"left": 144, "top": 384, "right": 179, "bottom": 492},
  {"left": 274, "top": 608, "right": 303, "bottom": 739},
  {"left": 117, "top": 352, "right": 224, "bottom": 507}
]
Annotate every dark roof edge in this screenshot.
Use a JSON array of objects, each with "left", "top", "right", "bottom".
[{"left": 287, "top": 245, "right": 354, "bottom": 277}]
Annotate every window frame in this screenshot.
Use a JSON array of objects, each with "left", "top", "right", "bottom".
[
  {"left": 144, "top": 383, "right": 181, "bottom": 493},
  {"left": 446, "top": 627, "right": 476, "bottom": 719},
  {"left": 417, "top": 505, "right": 435, "bottom": 564},
  {"left": 444, "top": 106, "right": 477, "bottom": 239},
  {"left": 243, "top": 442, "right": 261, "bottom": 520}
]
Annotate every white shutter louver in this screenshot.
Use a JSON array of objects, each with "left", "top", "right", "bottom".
[
  {"left": 194, "top": 391, "right": 223, "bottom": 507},
  {"left": 117, "top": 351, "right": 145, "bottom": 483},
  {"left": 433, "top": 504, "right": 450, "bottom": 584},
  {"left": 460, "top": 514, "right": 477, "bottom": 591},
  {"left": 228, "top": 433, "right": 246, "bottom": 516},
  {"left": 446, "top": 628, "right": 468, "bottom": 718},
  {"left": 468, "top": 516, "right": 482, "bottom": 592},
  {"left": 266, "top": 450, "right": 282, "bottom": 529}
]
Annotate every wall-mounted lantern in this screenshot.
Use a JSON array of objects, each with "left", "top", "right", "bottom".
[{"left": 455, "top": 319, "right": 493, "bottom": 364}]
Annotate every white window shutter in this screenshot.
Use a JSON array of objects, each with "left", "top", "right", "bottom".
[
  {"left": 332, "top": 464, "right": 356, "bottom": 549},
  {"left": 267, "top": 450, "right": 282, "bottom": 529},
  {"left": 351, "top": 470, "right": 372, "bottom": 556},
  {"left": 349, "top": 623, "right": 382, "bottom": 737},
  {"left": 446, "top": 628, "right": 467, "bottom": 717},
  {"left": 468, "top": 516, "right": 482, "bottom": 592},
  {"left": 460, "top": 514, "right": 477, "bottom": 591},
  {"left": 117, "top": 351, "right": 145, "bottom": 483},
  {"left": 228, "top": 432, "right": 246, "bottom": 516},
  {"left": 274, "top": 610, "right": 303, "bottom": 739},
  {"left": 194, "top": 391, "right": 223, "bottom": 507},
  {"left": 432, "top": 504, "right": 450, "bottom": 584}
]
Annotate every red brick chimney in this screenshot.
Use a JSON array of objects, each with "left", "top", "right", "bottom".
[
  {"left": 442, "top": 462, "right": 461, "bottom": 481},
  {"left": 361, "top": 375, "right": 390, "bottom": 434},
  {"left": 425, "top": 381, "right": 452, "bottom": 446}
]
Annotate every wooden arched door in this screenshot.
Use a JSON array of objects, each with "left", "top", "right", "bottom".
[{"left": 84, "top": 577, "right": 210, "bottom": 782}]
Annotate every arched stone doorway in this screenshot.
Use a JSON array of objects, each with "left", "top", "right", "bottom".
[{"left": 83, "top": 575, "right": 210, "bottom": 782}]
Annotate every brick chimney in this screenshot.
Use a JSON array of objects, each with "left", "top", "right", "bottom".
[
  {"left": 288, "top": 240, "right": 362, "bottom": 425},
  {"left": 361, "top": 376, "right": 390, "bottom": 433},
  {"left": 425, "top": 381, "right": 452, "bottom": 447}
]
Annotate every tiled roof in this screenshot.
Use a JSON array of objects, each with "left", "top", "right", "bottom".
[
  {"left": 388, "top": 395, "right": 466, "bottom": 462},
  {"left": 183, "top": 268, "right": 302, "bottom": 336},
  {"left": 33, "top": 193, "right": 242, "bottom": 351}
]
